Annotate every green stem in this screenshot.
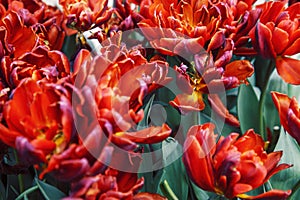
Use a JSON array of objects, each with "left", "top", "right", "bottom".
[
  {"left": 258, "top": 60, "right": 275, "bottom": 140},
  {"left": 288, "top": 179, "right": 300, "bottom": 200},
  {"left": 160, "top": 180, "right": 179, "bottom": 200},
  {"left": 15, "top": 185, "right": 39, "bottom": 200},
  {"left": 13, "top": 150, "right": 24, "bottom": 193}
]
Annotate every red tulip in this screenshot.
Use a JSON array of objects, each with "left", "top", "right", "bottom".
[
  {"left": 0, "top": 78, "right": 73, "bottom": 164},
  {"left": 59, "top": 0, "right": 113, "bottom": 32},
  {"left": 7, "top": 0, "right": 66, "bottom": 50},
  {"left": 72, "top": 43, "right": 172, "bottom": 147},
  {"left": 1, "top": 45, "right": 70, "bottom": 87},
  {"left": 183, "top": 123, "right": 291, "bottom": 199},
  {"left": 0, "top": 11, "right": 38, "bottom": 58},
  {"left": 249, "top": 1, "right": 300, "bottom": 84},
  {"left": 170, "top": 53, "right": 254, "bottom": 126},
  {"left": 271, "top": 91, "right": 300, "bottom": 145}
]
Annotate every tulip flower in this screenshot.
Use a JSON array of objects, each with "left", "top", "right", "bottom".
[
  {"left": 72, "top": 45, "right": 172, "bottom": 148},
  {"left": 6, "top": 0, "right": 66, "bottom": 50},
  {"left": 249, "top": 1, "right": 300, "bottom": 84},
  {"left": 0, "top": 11, "right": 38, "bottom": 58},
  {"left": 0, "top": 78, "right": 73, "bottom": 164},
  {"left": 170, "top": 52, "right": 254, "bottom": 126},
  {"left": 59, "top": 0, "right": 113, "bottom": 32},
  {"left": 183, "top": 123, "right": 292, "bottom": 199},
  {"left": 1, "top": 45, "right": 70, "bottom": 87},
  {"left": 271, "top": 91, "right": 300, "bottom": 145}
]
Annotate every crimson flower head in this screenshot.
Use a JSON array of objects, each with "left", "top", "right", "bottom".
[
  {"left": 59, "top": 0, "right": 113, "bottom": 32},
  {"left": 170, "top": 52, "right": 254, "bottom": 126},
  {"left": 183, "top": 123, "right": 292, "bottom": 199},
  {"left": 72, "top": 41, "right": 172, "bottom": 149},
  {"left": 271, "top": 91, "right": 300, "bottom": 145},
  {"left": 0, "top": 78, "right": 73, "bottom": 165},
  {"left": 249, "top": 1, "right": 300, "bottom": 84}
]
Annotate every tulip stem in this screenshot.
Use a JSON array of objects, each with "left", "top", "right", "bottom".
[
  {"left": 258, "top": 60, "right": 274, "bottom": 140},
  {"left": 13, "top": 150, "right": 24, "bottom": 193},
  {"left": 160, "top": 180, "right": 179, "bottom": 200}
]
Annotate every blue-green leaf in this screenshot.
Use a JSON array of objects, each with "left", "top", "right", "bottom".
[
  {"left": 237, "top": 84, "right": 260, "bottom": 133},
  {"left": 270, "top": 129, "right": 300, "bottom": 199},
  {"left": 35, "top": 178, "right": 66, "bottom": 200}
]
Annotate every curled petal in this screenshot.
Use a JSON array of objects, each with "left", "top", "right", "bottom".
[
  {"left": 271, "top": 92, "right": 291, "bottom": 133},
  {"left": 276, "top": 56, "right": 300, "bottom": 85},
  {"left": 208, "top": 94, "right": 240, "bottom": 126},
  {"left": 240, "top": 189, "right": 291, "bottom": 200},
  {"left": 118, "top": 123, "right": 171, "bottom": 144},
  {"left": 170, "top": 93, "right": 205, "bottom": 114},
  {"left": 183, "top": 123, "right": 216, "bottom": 191},
  {"left": 223, "top": 60, "right": 254, "bottom": 83}
]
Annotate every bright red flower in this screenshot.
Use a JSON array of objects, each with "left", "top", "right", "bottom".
[
  {"left": 59, "top": 0, "right": 113, "bottom": 32},
  {"left": 72, "top": 45, "right": 172, "bottom": 148},
  {"left": 183, "top": 123, "right": 292, "bottom": 199},
  {"left": 1, "top": 45, "right": 70, "bottom": 87},
  {"left": 271, "top": 91, "right": 300, "bottom": 145},
  {"left": 7, "top": 0, "right": 66, "bottom": 50},
  {"left": 170, "top": 52, "right": 254, "bottom": 126},
  {"left": 0, "top": 11, "right": 38, "bottom": 59},
  {"left": 0, "top": 78, "right": 73, "bottom": 164},
  {"left": 249, "top": 1, "right": 300, "bottom": 84}
]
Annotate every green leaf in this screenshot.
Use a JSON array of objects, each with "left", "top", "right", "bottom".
[
  {"left": 157, "top": 138, "right": 189, "bottom": 200},
  {"left": 263, "top": 70, "right": 288, "bottom": 151},
  {"left": 137, "top": 94, "right": 155, "bottom": 130},
  {"left": 35, "top": 178, "right": 66, "bottom": 200},
  {"left": 237, "top": 84, "right": 260, "bottom": 133},
  {"left": 189, "top": 181, "right": 210, "bottom": 200},
  {"left": 270, "top": 129, "right": 300, "bottom": 199}
]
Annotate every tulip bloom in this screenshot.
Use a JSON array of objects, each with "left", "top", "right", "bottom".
[
  {"left": 59, "top": 0, "right": 113, "bottom": 32},
  {"left": 0, "top": 78, "right": 73, "bottom": 164},
  {"left": 72, "top": 45, "right": 172, "bottom": 148},
  {"left": 249, "top": 1, "right": 300, "bottom": 84},
  {"left": 271, "top": 92, "right": 300, "bottom": 145},
  {"left": 183, "top": 123, "right": 291, "bottom": 199},
  {"left": 170, "top": 53, "right": 254, "bottom": 126},
  {"left": 1, "top": 46, "right": 70, "bottom": 87}
]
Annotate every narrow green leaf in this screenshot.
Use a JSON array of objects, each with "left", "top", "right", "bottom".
[
  {"left": 237, "top": 84, "right": 260, "bottom": 133},
  {"left": 35, "top": 178, "right": 66, "bottom": 200},
  {"left": 137, "top": 94, "right": 155, "bottom": 130},
  {"left": 270, "top": 129, "right": 300, "bottom": 199},
  {"left": 157, "top": 138, "right": 189, "bottom": 200}
]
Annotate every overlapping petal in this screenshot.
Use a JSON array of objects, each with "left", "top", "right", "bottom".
[{"left": 183, "top": 123, "right": 292, "bottom": 199}]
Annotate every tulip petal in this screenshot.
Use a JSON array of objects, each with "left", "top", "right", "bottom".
[
  {"left": 223, "top": 60, "right": 254, "bottom": 83},
  {"left": 183, "top": 124, "right": 216, "bottom": 191},
  {"left": 116, "top": 123, "right": 171, "bottom": 144},
  {"left": 208, "top": 94, "right": 240, "bottom": 126},
  {"left": 271, "top": 92, "right": 291, "bottom": 133},
  {"left": 170, "top": 93, "right": 205, "bottom": 114},
  {"left": 250, "top": 22, "right": 276, "bottom": 58},
  {"left": 272, "top": 27, "right": 289, "bottom": 55},
  {"left": 239, "top": 189, "right": 291, "bottom": 200},
  {"left": 276, "top": 56, "right": 300, "bottom": 85}
]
